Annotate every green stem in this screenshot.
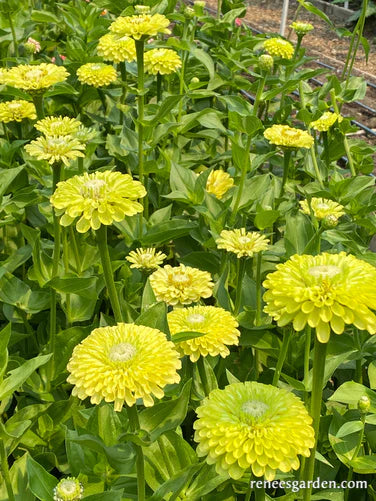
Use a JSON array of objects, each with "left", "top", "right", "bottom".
[
  {"left": 344, "top": 414, "right": 365, "bottom": 501},
  {"left": 245, "top": 484, "right": 252, "bottom": 501},
  {"left": 69, "top": 226, "right": 81, "bottom": 275},
  {"left": 234, "top": 257, "right": 247, "bottom": 315},
  {"left": 255, "top": 252, "right": 262, "bottom": 327},
  {"left": 32, "top": 93, "right": 45, "bottom": 120},
  {"left": 126, "top": 405, "right": 145, "bottom": 501},
  {"left": 47, "top": 163, "right": 62, "bottom": 389},
  {"left": 272, "top": 327, "right": 291, "bottom": 386},
  {"left": 310, "top": 145, "right": 324, "bottom": 188},
  {"left": 279, "top": 149, "right": 292, "bottom": 199},
  {"left": 303, "top": 338, "right": 328, "bottom": 501},
  {"left": 97, "top": 88, "right": 107, "bottom": 112},
  {"left": 293, "top": 35, "right": 303, "bottom": 59},
  {"left": 77, "top": 156, "right": 84, "bottom": 175},
  {"left": 322, "top": 131, "right": 330, "bottom": 170},
  {"left": 119, "top": 61, "right": 127, "bottom": 105},
  {"left": 253, "top": 475, "right": 266, "bottom": 501},
  {"left": 156, "top": 73, "right": 163, "bottom": 102},
  {"left": 157, "top": 436, "right": 174, "bottom": 477},
  {"left": 96, "top": 225, "right": 124, "bottom": 323},
  {"left": 7, "top": 11, "right": 18, "bottom": 57},
  {"left": 304, "top": 326, "right": 312, "bottom": 402},
  {"left": 62, "top": 228, "right": 71, "bottom": 328},
  {"left": 253, "top": 75, "right": 266, "bottom": 117},
  {"left": 135, "top": 39, "right": 145, "bottom": 185},
  {"left": 0, "top": 440, "right": 15, "bottom": 501},
  {"left": 330, "top": 90, "right": 356, "bottom": 177},
  {"left": 355, "top": 329, "right": 363, "bottom": 384},
  {"left": 217, "top": 0, "right": 221, "bottom": 18},
  {"left": 342, "top": 0, "right": 368, "bottom": 85},
  {"left": 230, "top": 135, "right": 251, "bottom": 225},
  {"left": 197, "top": 357, "right": 211, "bottom": 397}
]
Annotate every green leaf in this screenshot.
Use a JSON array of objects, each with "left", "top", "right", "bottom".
[
  {"left": 144, "top": 95, "right": 183, "bottom": 125},
  {"left": 336, "top": 420, "right": 363, "bottom": 438},
  {"left": 190, "top": 47, "right": 215, "bottom": 79},
  {"left": 254, "top": 208, "right": 280, "bottom": 230},
  {"left": 297, "top": 0, "right": 335, "bottom": 28},
  {"left": 0, "top": 324, "right": 11, "bottom": 382},
  {"left": 329, "top": 382, "right": 376, "bottom": 412},
  {"left": 350, "top": 455, "right": 376, "bottom": 474},
  {"left": 0, "top": 354, "right": 51, "bottom": 400},
  {"left": 139, "top": 380, "right": 192, "bottom": 441},
  {"left": 31, "top": 9, "right": 59, "bottom": 23},
  {"left": 0, "top": 453, "right": 34, "bottom": 501},
  {"left": 171, "top": 331, "right": 205, "bottom": 343},
  {"left": 369, "top": 360, "right": 376, "bottom": 390},
  {"left": 0, "top": 166, "right": 24, "bottom": 197},
  {"left": 135, "top": 302, "right": 170, "bottom": 337},
  {"left": 26, "top": 455, "right": 57, "bottom": 501},
  {"left": 47, "top": 276, "right": 98, "bottom": 299},
  {"left": 84, "top": 493, "right": 123, "bottom": 501},
  {"left": 284, "top": 212, "right": 315, "bottom": 256},
  {"left": 142, "top": 219, "right": 197, "bottom": 245}
]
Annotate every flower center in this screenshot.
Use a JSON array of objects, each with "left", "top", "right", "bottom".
[
  {"left": 186, "top": 313, "right": 206, "bottom": 324},
  {"left": 109, "top": 342, "right": 136, "bottom": 362},
  {"left": 25, "top": 69, "right": 43, "bottom": 80},
  {"left": 8, "top": 102, "right": 22, "bottom": 109},
  {"left": 81, "top": 179, "right": 106, "bottom": 199},
  {"left": 171, "top": 273, "right": 190, "bottom": 286},
  {"left": 316, "top": 203, "right": 330, "bottom": 210},
  {"left": 308, "top": 265, "right": 341, "bottom": 279},
  {"left": 91, "top": 64, "right": 103, "bottom": 70},
  {"left": 238, "top": 236, "right": 251, "bottom": 245},
  {"left": 241, "top": 400, "right": 269, "bottom": 418},
  {"left": 58, "top": 479, "right": 79, "bottom": 495}
]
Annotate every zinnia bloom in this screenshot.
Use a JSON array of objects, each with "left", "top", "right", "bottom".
[
  {"left": 264, "top": 124, "right": 313, "bottom": 149},
  {"left": 168, "top": 305, "right": 240, "bottom": 362},
  {"left": 4, "top": 63, "right": 68, "bottom": 91},
  {"left": 76, "top": 63, "right": 117, "bottom": 87},
  {"left": 53, "top": 477, "right": 83, "bottom": 501},
  {"left": 126, "top": 247, "right": 167, "bottom": 270},
  {"left": 35, "top": 116, "right": 82, "bottom": 136},
  {"left": 25, "top": 135, "right": 85, "bottom": 166},
  {"left": 206, "top": 170, "right": 234, "bottom": 199},
  {"left": 216, "top": 229, "right": 269, "bottom": 258},
  {"left": 67, "top": 323, "right": 181, "bottom": 410},
  {"left": 263, "top": 38, "right": 294, "bottom": 59},
  {"left": 263, "top": 252, "right": 376, "bottom": 343},
  {"left": 97, "top": 33, "right": 136, "bottom": 63},
  {"left": 290, "top": 21, "right": 314, "bottom": 36},
  {"left": 109, "top": 14, "right": 171, "bottom": 40},
  {"left": 149, "top": 264, "right": 214, "bottom": 306},
  {"left": 194, "top": 382, "right": 315, "bottom": 480},
  {"left": 144, "top": 48, "right": 182, "bottom": 75},
  {"left": 50, "top": 171, "right": 146, "bottom": 233},
  {"left": 310, "top": 111, "right": 343, "bottom": 132},
  {"left": 299, "top": 197, "right": 345, "bottom": 221},
  {"left": 0, "top": 100, "right": 36, "bottom": 122}
]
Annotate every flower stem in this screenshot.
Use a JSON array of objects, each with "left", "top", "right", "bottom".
[
  {"left": 96, "top": 225, "right": 124, "bottom": 323},
  {"left": 0, "top": 439, "right": 15, "bottom": 501},
  {"left": 304, "top": 326, "right": 312, "bottom": 402},
  {"left": 197, "top": 357, "right": 211, "bottom": 397},
  {"left": 157, "top": 436, "right": 174, "bottom": 477},
  {"left": 7, "top": 11, "right": 18, "bottom": 58},
  {"left": 272, "top": 327, "right": 291, "bottom": 386},
  {"left": 156, "top": 73, "right": 163, "bottom": 102},
  {"left": 330, "top": 89, "right": 356, "bottom": 177},
  {"left": 279, "top": 149, "right": 292, "bottom": 199},
  {"left": 32, "top": 93, "right": 45, "bottom": 120},
  {"left": 253, "top": 75, "right": 266, "bottom": 117},
  {"left": 69, "top": 226, "right": 81, "bottom": 275},
  {"left": 135, "top": 39, "right": 145, "bottom": 186},
  {"left": 126, "top": 405, "right": 145, "bottom": 501},
  {"left": 254, "top": 252, "right": 262, "bottom": 327},
  {"left": 77, "top": 156, "right": 84, "bottom": 175},
  {"left": 310, "top": 145, "right": 324, "bottom": 188},
  {"left": 253, "top": 475, "right": 266, "bottom": 501},
  {"left": 344, "top": 413, "right": 366, "bottom": 501},
  {"left": 234, "top": 257, "right": 247, "bottom": 316},
  {"left": 230, "top": 135, "right": 251, "bottom": 226},
  {"left": 119, "top": 61, "right": 127, "bottom": 104},
  {"left": 217, "top": 0, "right": 221, "bottom": 19},
  {"left": 62, "top": 228, "right": 71, "bottom": 328},
  {"left": 303, "top": 337, "right": 328, "bottom": 501}
]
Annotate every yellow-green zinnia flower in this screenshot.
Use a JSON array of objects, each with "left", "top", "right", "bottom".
[
  {"left": 216, "top": 229, "right": 270, "bottom": 258},
  {"left": 149, "top": 264, "right": 214, "bottom": 306},
  {"left": 126, "top": 247, "right": 167, "bottom": 271},
  {"left": 206, "top": 170, "right": 234, "bottom": 199},
  {"left": 0, "top": 100, "right": 36, "bottom": 122},
  {"left": 263, "top": 38, "right": 294, "bottom": 59},
  {"left": 50, "top": 171, "right": 146, "bottom": 233},
  {"left": 35, "top": 116, "right": 82, "bottom": 136},
  {"left": 97, "top": 33, "right": 136, "bottom": 63},
  {"left": 290, "top": 21, "right": 314, "bottom": 36},
  {"left": 310, "top": 111, "right": 343, "bottom": 132},
  {"left": 194, "top": 382, "right": 315, "bottom": 480},
  {"left": 67, "top": 323, "right": 181, "bottom": 411},
  {"left": 264, "top": 124, "right": 313, "bottom": 149},
  {"left": 168, "top": 305, "right": 240, "bottom": 362},
  {"left": 263, "top": 252, "right": 376, "bottom": 343},
  {"left": 25, "top": 135, "right": 85, "bottom": 166},
  {"left": 144, "top": 48, "right": 182, "bottom": 75},
  {"left": 53, "top": 477, "right": 83, "bottom": 501},
  {"left": 76, "top": 63, "right": 117, "bottom": 87},
  {"left": 299, "top": 197, "right": 345, "bottom": 221},
  {"left": 109, "top": 13, "right": 171, "bottom": 40},
  {"left": 4, "top": 63, "right": 68, "bottom": 91}
]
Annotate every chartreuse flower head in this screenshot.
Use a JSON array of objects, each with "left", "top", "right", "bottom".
[
  {"left": 53, "top": 477, "right": 83, "bottom": 501},
  {"left": 206, "top": 170, "right": 234, "bottom": 199},
  {"left": 50, "top": 171, "right": 146, "bottom": 233},
  {"left": 109, "top": 13, "right": 171, "bottom": 40},
  {"left": 149, "top": 264, "right": 214, "bottom": 306},
  {"left": 290, "top": 21, "right": 314, "bottom": 36},
  {"left": 168, "top": 305, "right": 240, "bottom": 362},
  {"left": 97, "top": 33, "right": 136, "bottom": 63},
  {"left": 126, "top": 247, "right": 167, "bottom": 271},
  {"left": 264, "top": 124, "right": 313, "bottom": 149},
  {"left": 299, "top": 197, "right": 345, "bottom": 222},
  {"left": 144, "top": 48, "right": 182, "bottom": 75},
  {"left": 76, "top": 63, "right": 117, "bottom": 87},
  {"left": 67, "top": 323, "right": 181, "bottom": 411},
  {"left": 263, "top": 38, "right": 294, "bottom": 59},
  {"left": 263, "top": 252, "right": 376, "bottom": 343},
  {"left": 0, "top": 100, "right": 36, "bottom": 122},
  {"left": 310, "top": 111, "right": 343, "bottom": 132},
  {"left": 35, "top": 116, "right": 82, "bottom": 136},
  {"left": 4, "top": 63, "right": 68, "bottom": 92},
  {"left": 216, "top": 229, "right": 270, "bottom": 258},
  {"left": 25, "top": 136, "right": 85, "bottom": 166},
  {"left": 194, "top": 382, "right": 314, "bottom": 480}
]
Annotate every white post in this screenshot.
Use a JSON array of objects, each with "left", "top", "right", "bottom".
[
  {"left": 280, "top": 0, "right": 290, "bottom": 37},
  {"left": 344, "top": 1, "right": 349, "bottom": 8}
]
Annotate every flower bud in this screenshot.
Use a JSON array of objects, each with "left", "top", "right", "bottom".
[
  {"left": 290, "top": 21, "right": 314, "bottom": 37},
  {"left": 191, "top": 76, "right": 200, "bottom": 84},
  {"left": 193, "top": 0, "right": 205, "bottom": 16},
  {"left": 258, "top": 54, "right": 273, "bottom": 73},
  {"left": 24, "top": 37, "right": 41, "bottom": 54},
  {"left": 235, "top": 18, "right": 242, "bottom": 27},
  {"left": 135, "top": 5, "right": 150, "bottom": 14},
  {"left": 322, "top": 214, "right": 339, "bottom": 229},
  {"left": 358, "top": 396, "right": 370, "bottom": 414},
  {"left": 185, "top": 6, "right": 195, "bottom": 19},
  {"left": 53, "top": 477, "right": 83, "bottom": 501}
]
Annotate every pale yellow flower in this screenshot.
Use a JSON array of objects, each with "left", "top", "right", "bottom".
[
  {"left": 310, "top": 111, "right": 343, "bottom": 132},
  {"left": 264, "top": 124, "right": 313, "bottom": 149},
  {"left": 290, "top": 21, "right": 314, "bottom": 36},
  {"left": 4, "top": 63, "right": 68, "bottom": 91},
  {"left": 299, "top": 197, "right": 345, "bottom": 221},
  {"left": 144, "top": 48, "right": 182, "bottom": 75},
  {"left": 25, "top": 135, "right": 85, "bottom": 166},
  {"left": 35, "top": 116, "right": 82, "bottom": 136},
  {"left": 126, "top": 247, "right": 166, "bottom": 270},
  {"left": 0, "top": 100, "right": 36, "bottom": 122},
  {"left": 206, "top": 170, "right": 234, "bottom": 199},
  {"left": 264, "top": 38, "right": 294, "bottom": 59},
  {"left": 216, "top": 229, "right": 269, "bottom": 258},
  {"left": 76, "top": 63, "right": 117, "bottom": 87},
  {"left": 110, "top": 13, "right": 171, "bottom": 40},
  {"left": 97, "top": 33, "right": 136, "bottom": 63}
]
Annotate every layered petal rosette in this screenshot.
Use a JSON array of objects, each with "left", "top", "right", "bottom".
[
  {"left": 4, "top": 63, "right": 68, "bottom": 91},
  {"left": 299, "top": 197, "right": 345, "bottom": 221},
  {"left": 25, "top": 135, "right": 85, "bottom": 166},
  {"left": 264, "top": 124, "right": 313, "bottom": 149},
  {"left": 0, "top": 100, "right": 36, "bottom": 122},
  {"left": 126, "top": 247, "right": 167, "bottom": 271},
  {"left": 206, "top": 170, "right": 234, "bottom": 199},
  {"left": 263, "top": 252, "right": 376, "bottom": 342},
  {"left": 144, "top": 48, "right": 182, "bottom": 75},
  {"left": 110, "top": 14, "right": 171, "bottom": 40},
  {"left": 194, "top": 382, "right": 314, "bottom": 480},
  {"left": 216, "top": 229, "right": 270, "bottom": 258},
  {"left": 263, "top": 38, "right": 294, "bottom": 59},
  {"left": 35, "top": 116, "right": 82, "bottom": 136},
  {"left": 77, "top": 63, "right": 117, "bottom": 87}
]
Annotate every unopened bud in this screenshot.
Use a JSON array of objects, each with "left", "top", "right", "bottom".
[
  {"left": 190, "top": 77, "right": 200, "bottom": 84},
  {"left": 135, "top": 5, "right": 150, "bottom": 14},
  {"left": 193, "top": 0, "right": 205, "bottom": 16},
  {"left": 24, "top": 37, "right": 41, "bottom": 54},
  {"left": 185, "top": 6, "right": 195, "bottom": 18},
  {"left": 258, "top": 54, "right": 273, "bottom": 73},
  {"left": 290, "top": 21, "right": 314, "bottom": 37},
  {"left": 322, "top": 214, "right": 338, "bottom": 229},
  {"left": 358, "top": 396, "right": 370, "bottom": 414}
]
